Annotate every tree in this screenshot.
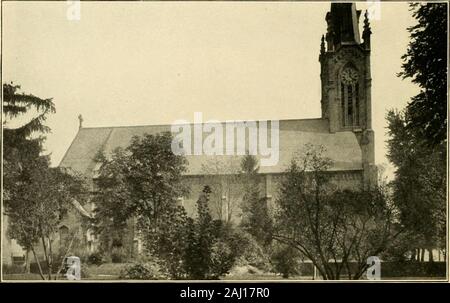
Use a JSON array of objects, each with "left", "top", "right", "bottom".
[
  {"left": 92, "top": 132, "right": 190, "bottom": 277},
  {"left": 184, "top": 186, "right": 242, "bottom": 279},
  {"left": 91, "top": 149, "right": 135, "bottom": 256},
  {"left": 3, "top": 83, "right": 55, "bottom": 201},
  {"left": 239, "top": 154, "right": 273, "bottom": 248},
  {"left": 184, "top": 186, "right": 215, "bottom": 279},
  {"left": 3, "top": 83, "right": 55, "bottom": 136},
  {"left": 152, "top": 204, "right": 191, "bottom": 278},
  {"left": 386, "top": 110, "right": 446, "bottom": 261},
  {"left": 274, "top": 144, "right": 399, "bottom": 280},
  {"left": 2, "top": 83, "right": 89, "bottom": 280},
  {"left": 200, "top": 157, "right": 242, "bottom": 222},
  {"left": 399, "top": 3, "right": 448, "bottom": 146},
  {"left": 4, "top": 160, "right": 88, "bottom": 280}
]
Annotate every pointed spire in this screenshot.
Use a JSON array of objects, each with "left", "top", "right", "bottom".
[
  {"left": 363, "top": 10, "right": 372, "bottom": 34},
  {"left": 320, "top": 35, "right": 326, "bottom": 55},
  {"left": 363, "top": 10, "right": 372, "bottom": 50}
]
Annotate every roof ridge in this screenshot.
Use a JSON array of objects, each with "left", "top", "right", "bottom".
[{"left": 78, "top": 117, "right": 327, "bottom": 130}]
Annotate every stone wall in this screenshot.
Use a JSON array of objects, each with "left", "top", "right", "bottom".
[{"left": 181, "top": 170, "right": 364, "bottom": 223}]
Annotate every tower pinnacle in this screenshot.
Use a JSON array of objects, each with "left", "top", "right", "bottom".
[{"left": 362, "top": 10, "right": 372, "bottom": 50}]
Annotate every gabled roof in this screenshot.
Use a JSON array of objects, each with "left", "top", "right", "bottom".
[{"left": 59, "top": 118, "right": 362, "bottom": 177}]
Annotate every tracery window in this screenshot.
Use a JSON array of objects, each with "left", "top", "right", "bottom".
[{"left": 340, "top": 67, "right": 360, "bottom": 127}]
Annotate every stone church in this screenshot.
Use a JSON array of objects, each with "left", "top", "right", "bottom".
[{"left": 3, "top": 3, "right": 377, "bottom": 264}]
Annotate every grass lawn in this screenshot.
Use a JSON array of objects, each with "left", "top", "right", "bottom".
[
  {"left": 2, "top": 263, "right": 128, "bottom": 281},
  {"left": 2, "top": 263, "right": 446, "bottom": 281},
  {"left": 3, "top": 273, "right": 44, "bottom": 280},
  {"left": 3, "top": 273, "right": 445, "bottom": 281},
  {"left": 85, "top": 263, "right": 128, "bottom": 279}
]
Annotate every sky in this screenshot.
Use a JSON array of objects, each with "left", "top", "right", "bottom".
[{"left": 2, "top": 1, "right": 419, "bottom": 178}]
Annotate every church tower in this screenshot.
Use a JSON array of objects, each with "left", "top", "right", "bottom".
[{"left": 319, "top": 3, "right": 376, "bottom": 186}]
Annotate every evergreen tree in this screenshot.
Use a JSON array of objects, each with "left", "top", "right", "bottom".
[
  {"left": 3, "top": 83, "right": 88, "bottom": 279},
  {"left": 3, "top": 83, "right": 55, "bottom": 199},
  {"left": 399, "top": 3, "right": 448, "bottom": 146},
  {"left": 185, "top": 186, "right": 215, "bottom": 279},
  {"left": 240, "top": 155, "right": 273, "bottom": 247}
]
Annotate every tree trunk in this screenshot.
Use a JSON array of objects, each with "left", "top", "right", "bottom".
[
  {"left": 352, "top": 265, "right": 367, "bottom": 280},
  {"left": 41, "top": 236, "right": 52, "bottom": 279},
  {"left": 30, "top": 247, "right": 46, "bottom": 280},
  {"left": 428, "top": 248, "right": 434, "bottom": 262},
  {"left": 24, "top": 250, "right": 30, "bottom": 273},
  {"left": 48, "top": 238, "right": 54, "bottom": 271},
  {"left": 55, "top": 231, "right": 78, "bottom": 280},
  {"left": 420, "top": 248, "right": 425, "bottom": 262}
]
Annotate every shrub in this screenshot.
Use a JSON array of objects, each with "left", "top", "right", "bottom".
[
  {"left": 111, "top": 247, "right": 127, "bottom": 263},
  {"left": 3, "top": 264, "right": 26, "bottom": 274},
  {"left": 271, "top": 244, "right": 301, "bottom": 278},
  {"left": 379, "top": 261, "right": 446, "bottom": 278},
  {"left": 209, "top": 240, "right": 235, "bottom": 279},
  {"left": 80, "top": 266, "right": 90, "bottom": 279},
  {"left": 119, "top": 261, "right": 168, "bottom": 280},
  {"left": 87, "top": 252, "right": 104, "bottom": 265},
  {"left": 227, "top": 230, "right": 271, "bottom": 271}
]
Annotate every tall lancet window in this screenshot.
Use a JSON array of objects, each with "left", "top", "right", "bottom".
[{"left": 340, "top": 67, "right": 360, "bottom": 127}]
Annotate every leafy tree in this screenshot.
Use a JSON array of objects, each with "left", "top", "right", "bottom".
[
  {"left": 200, "top": 157, "right": 242, "bottom": 222},
  {"left": 4, "top": 160, "right": 88, "bottom": 280},
  {"left": 92, "top": 132, "right": 190, "bottom": 277},
  {"left": 399, "top": 3, "right": 448, "bottom": 146},
  {"left": 239, "top": 154, "right": 273, "bottom": 247},
  {"left": 386, "top": 110, "right": 446, "bottom": 261},
  {"left": 126, "top": 133, "right": 189, "bottom": 228},
  {"left": 92, "top": 149, "right": 134, "bottom": 255},
  {"left": 3, "top": 83, "right": 89, "bottom": 279},
  {"left": 274, "top": 144, "right": 399, "bottom": 280},
  {"left": 387, "top": 3, "right": 447, "bottom": 262}
]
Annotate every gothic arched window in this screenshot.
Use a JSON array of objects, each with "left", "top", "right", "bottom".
[{"left": 340, "top": 67, "right": 360, "bottom": 127}]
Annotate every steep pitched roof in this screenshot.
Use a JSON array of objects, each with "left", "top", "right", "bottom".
[{"left": 59, "top": 118, "right": 362, "bottom": 177}]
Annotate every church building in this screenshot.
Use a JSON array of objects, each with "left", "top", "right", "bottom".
[
  {"left": 59, "top": 2, "right": 376, "bottom": 253},
  {"left": 3, "top": 2, "right": 378, "bottom": 265}
]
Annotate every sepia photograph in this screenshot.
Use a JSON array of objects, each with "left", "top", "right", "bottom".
[{"left": 1, "top": 0, "right": 448, "bottom": 284}]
